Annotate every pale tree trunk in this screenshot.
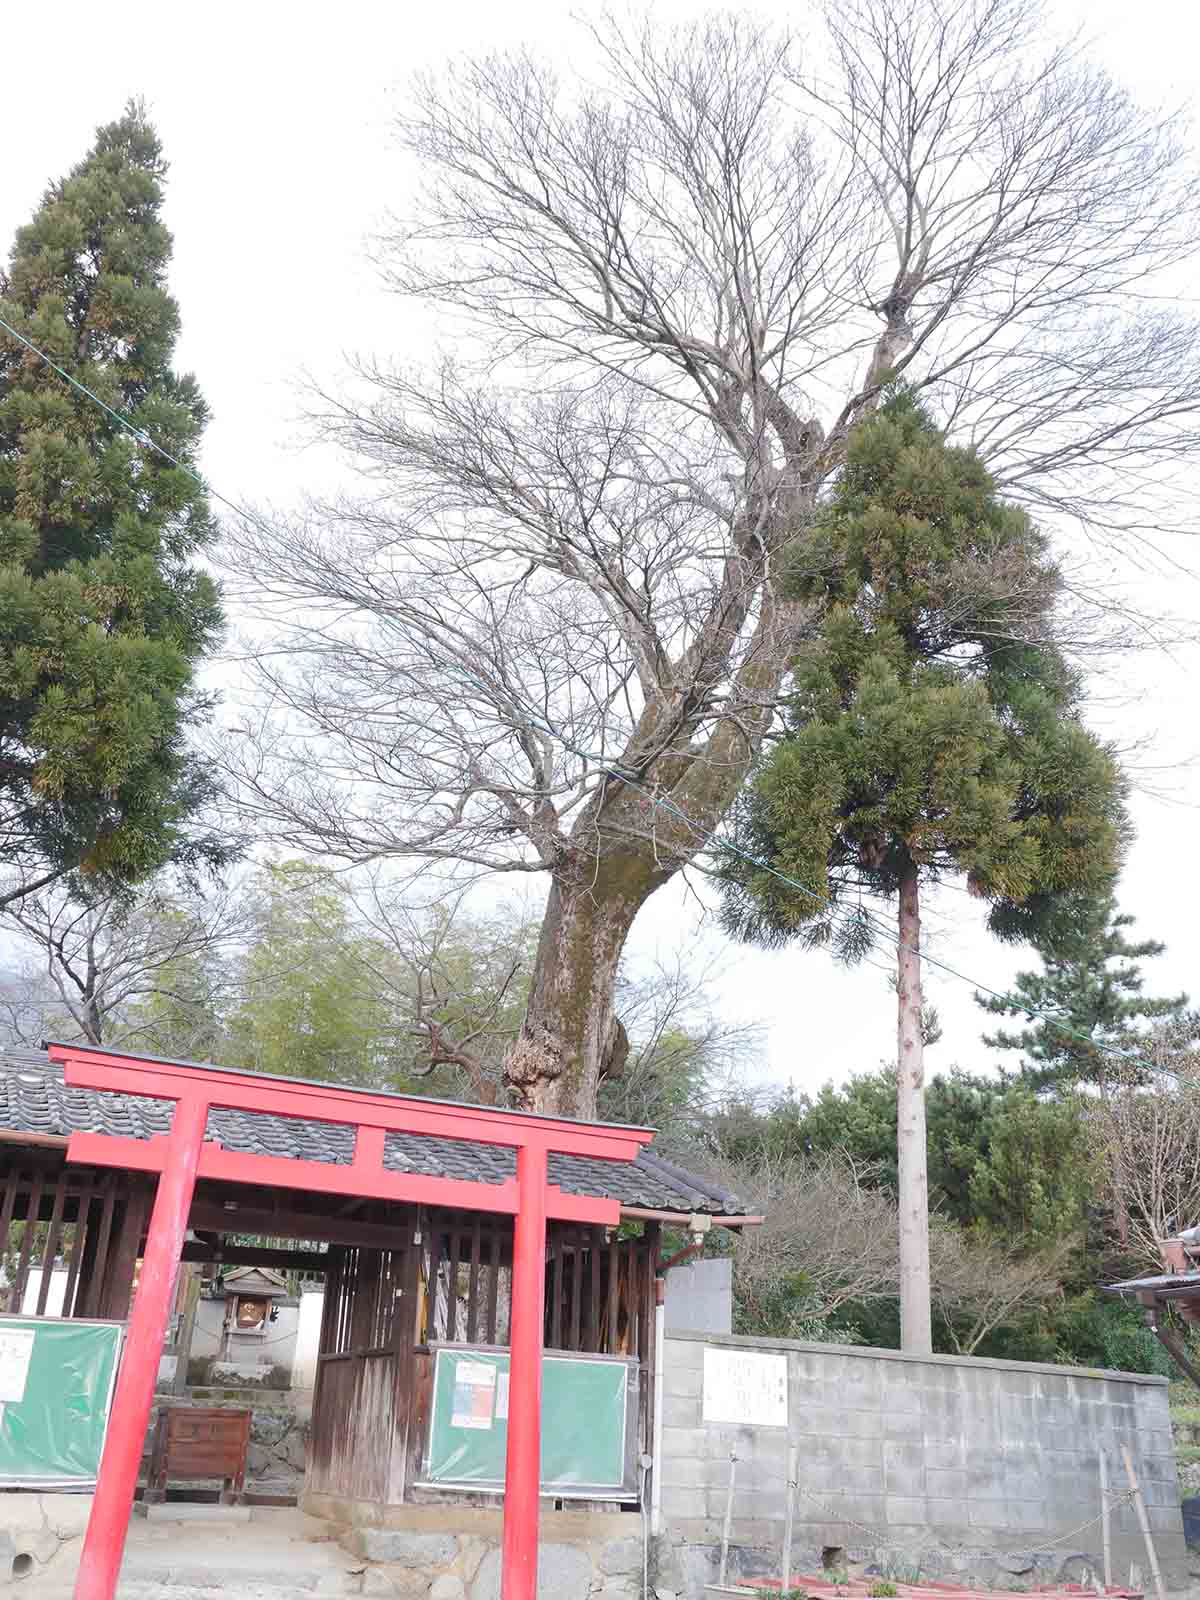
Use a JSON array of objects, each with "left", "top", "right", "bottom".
[
  {"left": 896, "top": 858, "right": 932, "bottom": 1355},
  {"left": 501, "top": 558, "right": 812, "bottom": 1120},
  {"left": 506, "top": 847, "right": 669, "bottom": 1118}
]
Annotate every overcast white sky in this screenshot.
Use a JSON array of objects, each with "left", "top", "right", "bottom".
[{"left": 3, "top": 0, "right": 1199, "bottom": 1096}]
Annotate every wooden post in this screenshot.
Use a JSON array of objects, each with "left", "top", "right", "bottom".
[
  {"left": 1099, "top": 1450, "right": 1113, "bottom": 1591},
  {"left": 719, "top": 1449, "right": 737, "bottom": 1589},
  {"left": 782, "top": 1444, "right": 798, "bottom": 1593},
  {"left": 173, "top": 1267, "right": 202, "bottom": 1395},
  {"left": 501, "top": 1142, "right": 548, "bottom": 1600},
  {"left": 1121, "top": 1445, "right": 1166, "bottom": 1600},
  {"left": 75, "top": 1095, "right": 208, "bottom": 1600}
]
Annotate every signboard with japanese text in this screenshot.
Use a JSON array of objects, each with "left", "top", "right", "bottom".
[{"left": 702, "top": 1345, "right": 788, "bottom": 1428}]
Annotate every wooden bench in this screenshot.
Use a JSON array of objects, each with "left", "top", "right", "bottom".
[{"left": 144, "top": 1405, "right": 252, "bottom": 1505}]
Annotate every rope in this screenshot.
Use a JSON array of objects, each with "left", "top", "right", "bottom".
[{"left": 760, "top": 1469, "right": 1138, "bottom": 1559}]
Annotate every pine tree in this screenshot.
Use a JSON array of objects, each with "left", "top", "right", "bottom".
[
  {"left": 719, "top": 393, "right": 1125, "bottom": 1354},
  {"left": 0, "top": 102, "right": 224, "bottom": 903},
  {"left": 977, "top": 893, "right": 1188, "bottom": 1090}
]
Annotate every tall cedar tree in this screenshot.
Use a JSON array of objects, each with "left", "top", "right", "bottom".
[
  {"left": 0, "top": 103, "right": 223, "bottom": 903},
  {"left": 977, "top": 892, "right": 1188, "bottom": 1091},
  {"left": 719, "top": 395, "right": 1125, "bottom": 1354}
]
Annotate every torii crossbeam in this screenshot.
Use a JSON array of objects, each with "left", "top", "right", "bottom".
[{"left": 48, "top": 1043, "right": 653, "bottom": 1600}]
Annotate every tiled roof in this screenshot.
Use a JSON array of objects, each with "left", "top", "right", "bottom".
[
  {"left": 0, "top": 1050, "right": 751, "bottom": 1218},
  {"left": 1107, "top": 1270, "right": 1200, "bottom": 1295}
]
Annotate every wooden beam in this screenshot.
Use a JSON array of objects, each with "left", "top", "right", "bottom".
[
  {"left": 55, "top": 1044, "right": 652, "bottom": 1161},
  {"left": 187, "top": 1201, "right": 410, "bottom": 1250},
  {"left": 1149, "top": 1317, "right": 1200, "bottom": 1391},
  {"left": 0, "top": 1129, "right": 68, "bottom": 1149},
  {"left": 188, "top": 1203, "right": 419, "bottom": 1248},
  {"left": 70, "top": 1130, "right": 621, "bottom": 1228},
  {"left": 179, "top": 1242, "right": 333, "bottom": 1274},
  {"left": 620, "top": 1205, "right": 764, "bottom": 1228}
]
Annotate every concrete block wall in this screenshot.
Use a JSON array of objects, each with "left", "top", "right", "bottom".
[
  {"left": 659, "top": 1332, "right": 1188, "bottom": 1596},
  {"left": 665, "top": 1259, "right": 733, "bottom": 1337}
]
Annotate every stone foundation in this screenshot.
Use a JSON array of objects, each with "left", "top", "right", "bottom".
[
  {"left": 143, "top": 1393, "right": 311, "bottom": 1499},
  {"left": 0, "top": 1491, "right": 93, "bottom": 1587},
  {"left": 304, "top": 1500, "right": 659, "bottom": 1600}
]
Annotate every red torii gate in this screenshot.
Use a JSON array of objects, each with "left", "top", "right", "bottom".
[{"left": 49, "top": 1042, "right": 654, "bottom": 1600}]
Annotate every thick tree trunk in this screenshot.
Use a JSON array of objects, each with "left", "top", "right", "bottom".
[
  {"left": 504, "top": 848, "right": 669, "bottom": 1119},
  {"left": 499, "top": 514, "right": 815, "bottom": 1120},
  {"left": 896, "top": 858, "right": 932, "bottom": 1355}
]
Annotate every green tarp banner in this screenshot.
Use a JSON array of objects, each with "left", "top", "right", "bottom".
[
  {"left": 423, "top": 1345, "right": 636, "bottom": 1497},
  {"left": 0, "top": 1316, "right": 123, "bottom": 1488}
]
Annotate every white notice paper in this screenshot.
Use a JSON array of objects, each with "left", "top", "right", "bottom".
[
  {"left": 0, "top": 1328, "right": 35, "bottom": 1404},
  {"left": 451, "top": 1359, "right": 498, "bottom": 1430},
  {"left": 702, "top": 1346, "right": 788, "bottom": 1428},
  {"left": 496, "top": 1372, "right": 510, "bottom": 1421}
]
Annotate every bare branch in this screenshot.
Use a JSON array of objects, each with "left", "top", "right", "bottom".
[{"left": 215, "top": 3, "right": 1200, "bottom": 1114}]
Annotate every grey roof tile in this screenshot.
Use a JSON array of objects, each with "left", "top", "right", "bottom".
[{"left": 0, "top": 1051, "right": 749, "bottom": 1217}]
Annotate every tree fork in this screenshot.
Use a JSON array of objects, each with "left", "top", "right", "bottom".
[{"left": 504, "top": 847, "right": 669, "bottom": 1118}]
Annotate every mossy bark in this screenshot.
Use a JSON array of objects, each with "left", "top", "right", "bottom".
[{"left": 505, "top": 845, "right": 670, "bottom": 1119}]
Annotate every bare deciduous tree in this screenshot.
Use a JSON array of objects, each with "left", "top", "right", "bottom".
[
  {"left": 0, "top": 880, "right": 245, "bottom": 1051},
  {"left": 352, "top": 881, "right": 762, "bottom": 1112},
  {"left": 1088, "top": 1020, "right": 1200, "bottom": 1268},
  {"left": 928, "top": 1223, "right": 1074, "bottom": 1355},
  {"left": 722, "top": 1149, "right": 1073, "bottom": 1347},
  {"left": 723, "top": 1150, "right": 903, "bottom": 1331},
  {"left": 223, "top": 0, "right": 1200, "bottom": 1117}
]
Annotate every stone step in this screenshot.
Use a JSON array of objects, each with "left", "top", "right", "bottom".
[
  {"left": 144, "top": 1503, "right": 253, "bottom": 1524},
  {"left": 30, "top": 1575, "right": 361, "bottom": 1599},
  {"left": 33, "top": 1589, "right": 355, "bottom": 1600}
]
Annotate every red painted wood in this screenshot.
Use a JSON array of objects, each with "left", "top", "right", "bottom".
[
  {"left": 353, "top": 1125, "right": 386, "bottom": 1170},
  {"left": 65, "top": 1131, "right": 623, "bottom": 1227},
  {"left": 75, "top": 1094, "right": 208, "bottom": 1600},
  {"left": 49, "top": 1042, "right": 652, "bottom": 1600},
  {"left": 503, "top": 1143, "right": 548, "bottom": 1600},
  {"left": 53, "top": 1046, "right": 651, "bottom": 1161}
]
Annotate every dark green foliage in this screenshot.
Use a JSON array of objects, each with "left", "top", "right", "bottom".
[
  {"left": 711, "top": 1067, "right": 1089, "bottom": 1247},
  {"left": 978, "top": 892, "right": 1189, "bottom": 1089},
  {"left": 719, "top": 392, "right": 1125, "bottom": 954},
  {"left": 0, "top": 102, "right": 225, "bottom": 892},
  {"left": 977, "top": 1291, "right": 1174, "bottom": 1376},
  {"left": 701, "top": 1068, "right": 1190, "bottom": 1372}
]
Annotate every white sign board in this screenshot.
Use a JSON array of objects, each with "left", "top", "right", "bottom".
[
  {"left": 702, "top": 1346, "right": 788, "bottom": 1428},
  {"left": 0, "top": 1328, "right": 35, "bottom": 1404}
]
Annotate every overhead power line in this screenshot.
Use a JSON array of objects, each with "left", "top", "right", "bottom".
[{"left": 0, "top": 310, "right": 1178, "bottom": 1084}]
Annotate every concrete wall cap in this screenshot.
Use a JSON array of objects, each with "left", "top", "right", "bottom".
[{"left": 664, "top": 1331, "right": 1169, "bottom": 1386}]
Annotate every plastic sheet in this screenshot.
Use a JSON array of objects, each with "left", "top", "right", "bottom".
[
  {"left": 423, "top": 1345, "right": 636, "bottom": 1497},
  {"left": 0, "top": 1315, "right": 122, "bottom": 1488}
]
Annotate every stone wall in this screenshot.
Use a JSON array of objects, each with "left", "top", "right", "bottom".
[
  {"left": 143, "top": 1393, "right": 311, "bottom": 1498},
  {"left": 0, "top": 1491, "right": 92, "bottom": 1585},
  {"left": 324, "top": 1504, "right": 652, "bottom": 1600},
  {"left": 659, "top": 1332, "right": 1188, "bottom": 1597}
]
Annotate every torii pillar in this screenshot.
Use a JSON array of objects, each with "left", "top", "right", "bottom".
[{"left": 49, "top": 1044, "right": 651, "bottom": 1600}]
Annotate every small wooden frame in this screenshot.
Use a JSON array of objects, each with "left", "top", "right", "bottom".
[{"left": 144, "top": 1405, "right": 251, "bottom": 1505}]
